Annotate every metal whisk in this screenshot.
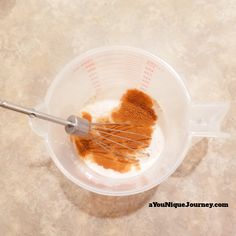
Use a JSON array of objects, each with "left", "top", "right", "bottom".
[{"left": 0, "top": 101, "right": 150, "bottom": 156}]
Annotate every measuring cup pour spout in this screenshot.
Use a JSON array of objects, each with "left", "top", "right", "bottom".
[{"left": 190, "top": 102, "right": 230, "bottom": 138}]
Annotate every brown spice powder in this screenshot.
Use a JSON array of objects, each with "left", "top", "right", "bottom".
[{"left": 70, "top": 89, "right": 157, "bottom": 173}]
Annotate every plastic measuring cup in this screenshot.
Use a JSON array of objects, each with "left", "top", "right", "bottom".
[{"left": 30, "top": 46, "right": 229, "bottom": 196}]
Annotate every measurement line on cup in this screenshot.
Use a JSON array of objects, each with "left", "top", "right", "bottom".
[
  {"left": 81, "top": 59, "right": 102, "bottom": 94},
  {"left": 140, "top": 60, "right": 158, "bottom": 91}
]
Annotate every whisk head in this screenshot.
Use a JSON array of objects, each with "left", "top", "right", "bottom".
[{"left": 66, "top": 115, "right": 151, "bottom": 159}]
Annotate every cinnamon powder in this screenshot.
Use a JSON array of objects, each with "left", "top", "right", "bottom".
[{"left": 70, "top": 89, "right": 157, "bottom": 173}]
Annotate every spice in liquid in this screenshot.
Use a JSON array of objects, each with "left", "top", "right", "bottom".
[{"left": 70, "top": 89, "right": 158, "bottom": 173}]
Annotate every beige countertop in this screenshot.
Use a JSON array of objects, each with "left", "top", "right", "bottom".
[{"left": 0, "top": 0, "right": 236, "bottom": 235}]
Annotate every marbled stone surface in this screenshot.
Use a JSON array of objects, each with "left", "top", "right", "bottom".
[{"left": 0, "top": 0, "right": 235, "bottom": 235}]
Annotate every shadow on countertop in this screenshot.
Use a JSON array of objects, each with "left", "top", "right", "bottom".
[
  {"left": 172, "top": 138, "right": 209, "bottom": 178},
  {"left": 46, "top": 162, "right": 157, "bottom": 218},
  {"left": 30, "top": 138, "right": 208, "bottom": 218},
  {"left": 60, "top": 177, "right": 157, "bottom": 218}
]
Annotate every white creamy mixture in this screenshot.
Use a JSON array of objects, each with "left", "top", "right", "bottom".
[{"left": 79, "top": 99, "right": 165, "bottom": 179}]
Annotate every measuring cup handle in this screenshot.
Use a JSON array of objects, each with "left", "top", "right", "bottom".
[
  {"left": 190, "top": 102, "right": 230, "bottom": 138},
  {"left": 29, "top": 103, "right": 49, "bottom": 138}
]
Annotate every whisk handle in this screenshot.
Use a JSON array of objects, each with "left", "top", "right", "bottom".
[{"left": 0, "top": 100, "right": 71, "bottom": 126}]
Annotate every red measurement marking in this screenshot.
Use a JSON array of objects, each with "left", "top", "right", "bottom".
[
  {"left": 81, "top": 61, "right": 96, "bottom": 74},
  {"left": 81, "top": 59, "right": 94, "bottom": 67},
  {"left": 146, "top": 60, "right": 157, "bottom": 68},
  {"left": 73, "top": 59, "right": 96, "bottom": 72},
  {"left": 75, "top": 59, "right": 102, "bottom": 93},
  {"left": 140, "top": 60, "right": 158, "bottom": 90},
  {"left": 83, "top": 65, "right": 95, "bottom": 70}
]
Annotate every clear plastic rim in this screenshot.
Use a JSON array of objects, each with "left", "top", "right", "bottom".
[{"left": 43, "top": 46, "right": 192, "bottom": 196}]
